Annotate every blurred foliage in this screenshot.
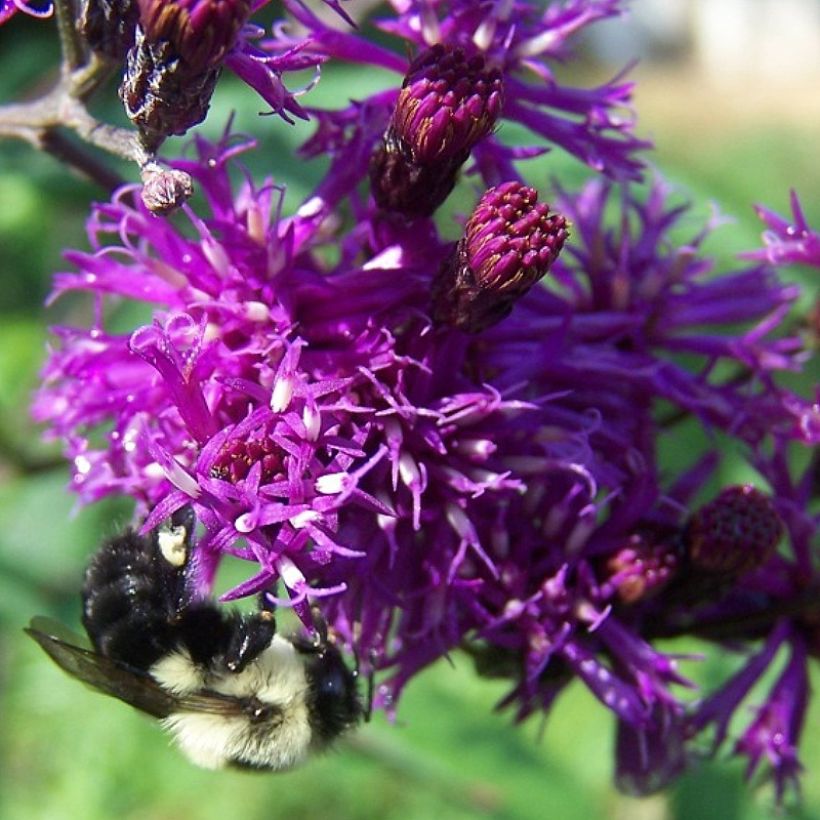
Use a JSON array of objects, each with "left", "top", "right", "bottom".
[{"left": 2, "top": 9, "right": 819, "bottom": 820}]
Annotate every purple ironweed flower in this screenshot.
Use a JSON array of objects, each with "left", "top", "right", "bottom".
[
  {"left": 432, "top": 180, "right": 568, "bottom": 331},
  {"left": 0, "top": 0, "right": 51, "bottom": 25},
  {"left": 33, "top": 131, "right": 818, "bottom": 797}
]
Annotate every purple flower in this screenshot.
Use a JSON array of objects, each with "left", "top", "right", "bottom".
[{"left": 34, "top": 124, "right": 815, "bottom": 737}]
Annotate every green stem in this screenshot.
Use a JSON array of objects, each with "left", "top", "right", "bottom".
[{"left": 53, "top": 0, "right": 86, "bottom": 72}]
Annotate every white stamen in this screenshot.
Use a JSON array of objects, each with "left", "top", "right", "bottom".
[
  {"left": 244, "top": 301, "right": 270, "bottom": 322},
  {"left": 290, "top": 510, "right": 320, "bottom": 528},
  {"left": 234, "top": 513, "right": 256, "bottom": 533},
  {"left": 363, "top": 245, "right": 404, "bottom": 270},
  {"left": 277, "top": 554, "right": 305, "bottom": 589},
  {"left": 303, "top": 405, "right": 321, "bottom": 441},
  {"left": 297, "top": 196, "right": 324, "bottom": 218},
  {"left": 446, "top": 504, "right": 473, "bottom": 540},
  {"left": 419, "top": 4, "right": 441, "bottom": 44},
  {"left": 315, "top": 472, "right": 347, "bottom": 495},
  {"left": 246, "top": 203, "right": 267, "bottom": 245},
  {"left": 503, "top": 598, "right": 524, "bottom": 619},
  {"left": 202, "top": 238, "right": 231, "bottom": 277},
  {"left": 473, "top": 18, "right": 496, "bottom": 50},
  {"left": 398, "top": 452, "right": 420, "bottom": 488},
  {"left": 271, "top": 376, "right": 294, "bottom": 413},
  {"left": 74, "top": 455, "right": 91, "bottom": 475}
]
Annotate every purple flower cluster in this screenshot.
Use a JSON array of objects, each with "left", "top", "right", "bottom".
[{"left": 30, "top": 0, "right": 819, "bottom": 801}]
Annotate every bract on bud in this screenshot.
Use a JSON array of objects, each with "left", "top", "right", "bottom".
[
  {"left": 395, "top": 44, "right": 503, "bottom": 166},
  {"left": 432, "top": 181, "right": 568, "bottom": 332},
  {"left": 80, "top": 0, "right": 139, "bottom": 59},
  {"left": 120, "top": 0, "right": 251, "bottom": 150},
  {"left": 369, "top": 129, "right": 460, "bottom": 219},
  {"left": 370, "top": 44, "right": 503, "bottom": 219},
  {"left": 686, "top": 485, "right": 783, "bottom": 576}
]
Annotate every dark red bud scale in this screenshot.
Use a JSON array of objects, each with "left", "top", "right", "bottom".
[{"left": 80, "top": 0, "right": 139, "bottom": 59}]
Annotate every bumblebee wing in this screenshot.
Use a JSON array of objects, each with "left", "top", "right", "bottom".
[
  {"left": 26, "top": 617, "right": 255, "bottom": 719},
  {"left": 25, "top": 618, "right": 179, "bottom": 719}
]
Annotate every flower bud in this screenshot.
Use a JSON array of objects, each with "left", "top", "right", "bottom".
[
  {"left": 395, "top": 44, "right": 503, "bottom": 166},
  {"left": 432, "top": 181, "right": 568, "bottom": 332},
  {"left": 120, "top": 0, "right": 251, "bottom": 150},
  {"left": 140, "top": 162, "right": 193, "bottom": 215},
  {"left": 605, "top": 534, "right": 679, "bottom": 605},
  {"left": 370, "top": 44, "right": 503, "bottom": 219},
  {"left": 136, "top": 0, "right": 250, "bottom": 72},
  {"left": 685, "top": 485, "right": 783, "bottom": 576},
  {"left": 80, "top": 0, "right": 139, "bottom": 60}
]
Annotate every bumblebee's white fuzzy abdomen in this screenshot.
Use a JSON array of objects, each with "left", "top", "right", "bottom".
[
  {"left": 155, "top": 635, "right": 314, "bottom": 770},
  {"left": 162, "top": 706, "right": 312, "bottom": 771}
]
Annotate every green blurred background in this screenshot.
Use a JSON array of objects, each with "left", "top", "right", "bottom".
[{"left": 1, "top": 3, "right": 819, "bottom": 818}]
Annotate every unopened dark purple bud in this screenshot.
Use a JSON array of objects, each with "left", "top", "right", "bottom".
[
  {"left": 605, "top": 535, "right": 679, "bottom": 605},
  {"left": 80, "top": 0, "right": 139, "bottom": 59},
  {"left": 395, "top": 44, "right": 503, "bottom": 165},
  {"left": 686, "top": 485, "right": 783, "bottom": 576},
  {"left": 432, "top": 181, "right": 569, "bottom": 332},
  {"left": 136, "top": 0, "right": 251, "bottom": 72},
  {"left": 369, "top": 129, "right": 461, "bottom": 219},
  {"left": 140, "top": 162, "right": 193, "bottom": 215}
]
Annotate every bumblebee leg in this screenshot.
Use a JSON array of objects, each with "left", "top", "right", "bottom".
[
  {"left": 224, "top": 610, "right": 277, "bottom": 673},
  {"left": 309, "top": 604, "right": 329, "bottom": 648}
]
